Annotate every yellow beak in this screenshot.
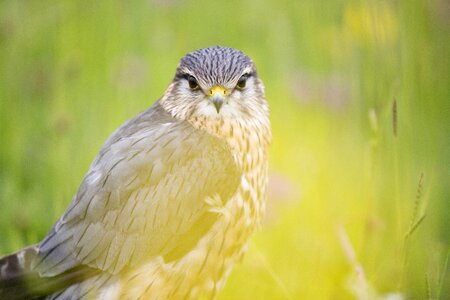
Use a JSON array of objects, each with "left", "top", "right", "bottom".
[{"left": 209, "top": 86, "right": 228, "bottom": 113}]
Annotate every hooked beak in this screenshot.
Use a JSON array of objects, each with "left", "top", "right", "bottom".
[{"left": 209, "top": 86, "right": 228, "bottom": 113}]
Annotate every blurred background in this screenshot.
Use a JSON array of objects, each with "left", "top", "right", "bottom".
[{"left": 0, "top": 0, "right": 448, "bottom": 299}]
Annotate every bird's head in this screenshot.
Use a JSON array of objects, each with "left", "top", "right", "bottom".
[{"left": 160, "top": 46, "right": 269, "bottom": 125}]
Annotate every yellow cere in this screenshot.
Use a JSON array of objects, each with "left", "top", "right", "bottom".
[{"left": 209, "top": 86, "right": 228, "bottom": 96}]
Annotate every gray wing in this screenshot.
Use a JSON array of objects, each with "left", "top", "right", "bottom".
[{"left": 34, "top": 103, "right": 241, "bottom": 277}]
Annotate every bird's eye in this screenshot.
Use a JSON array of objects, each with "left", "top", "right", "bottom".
[
  {"left": 236, "top": 74, "right": 249, "bottom": 89},
  {"left": 186, "top": 75, "right": 199, "bottom": 90}
]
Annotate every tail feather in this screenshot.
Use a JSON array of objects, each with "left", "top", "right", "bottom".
[
  {"left": 0, "top": 246, "right": 100, "bottom": 299},
  {"left": 0, "top": 245, "right": 45, "bottom": 299}
]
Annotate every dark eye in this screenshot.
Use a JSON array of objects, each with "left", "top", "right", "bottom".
[
  {"left": 187, "top": 75, "right": 199, "bottom": 90},
  {"left": 236, "top": 74, "right": 249, "bottom": 89}
]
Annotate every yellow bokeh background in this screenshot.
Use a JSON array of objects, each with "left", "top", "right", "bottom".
[{"left": 0, "top": 0, "right": 448, "bottom": 299}]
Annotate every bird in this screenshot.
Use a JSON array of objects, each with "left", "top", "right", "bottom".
[{"left": 0, "top": 46, "right": 271, "bottom": 299}]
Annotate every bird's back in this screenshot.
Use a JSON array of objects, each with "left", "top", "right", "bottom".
[{"left": 0, "top": 46, "right": 271, "bottom": 300}]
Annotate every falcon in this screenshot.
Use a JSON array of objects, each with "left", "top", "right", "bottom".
[{"left": 0, "top": 46, "right": 271, "bottom": 299}]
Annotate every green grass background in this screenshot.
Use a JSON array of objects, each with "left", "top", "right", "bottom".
[{"left": 0, "top": 0, "right": 448, "bottom": 299}]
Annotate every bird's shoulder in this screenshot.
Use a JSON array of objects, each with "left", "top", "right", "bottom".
[{"left": 35, "top": 101, "right": 241, "bottom": 276}]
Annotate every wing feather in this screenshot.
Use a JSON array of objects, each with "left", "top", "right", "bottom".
[{"left": 34, "top": 103, "right": 241, "bottom": 280}]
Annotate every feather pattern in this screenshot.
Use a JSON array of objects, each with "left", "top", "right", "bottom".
[
  {"left": 34, "top": 103, "right": 241, "bottom": 278},
  {"left": 0, "top": 46, "right": 270, "bottom": 300}
]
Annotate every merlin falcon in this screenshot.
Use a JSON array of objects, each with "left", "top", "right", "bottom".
[{"left": 0, "top": 46, "right": 271, "bottom": 299}]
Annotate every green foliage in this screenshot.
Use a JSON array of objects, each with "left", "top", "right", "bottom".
[{"left": 0, "top": 0, "right": 448, "bottom": 298}]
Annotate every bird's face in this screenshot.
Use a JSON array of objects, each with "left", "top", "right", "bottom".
[{"left": 161, "top": 47, "right": 269, "bottom": 123}]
